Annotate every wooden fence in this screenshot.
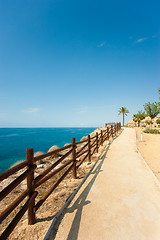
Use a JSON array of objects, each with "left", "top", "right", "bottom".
[{"left": 0, "top": 122, "right": 121, "bottom": 239}]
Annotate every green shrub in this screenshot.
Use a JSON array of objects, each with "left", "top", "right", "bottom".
[
  {"left": 143, "top": 129, "right": 160, "bottom": 134},
  {"left": 156, "top": 119, "right": 160, "bottom": 124},
  {"left": 145, "top": 120, "right": 153, "bottom": 125}
]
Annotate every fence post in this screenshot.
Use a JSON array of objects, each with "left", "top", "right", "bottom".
[
  {"left": 101, "top": 130, "right": 103, "bottom": 146},
  {"left": 111, "top": 125, "right": 113, "bottom": 138},
  {"left": 72, "top": 137, "right": 77, "bottom": 179},
  {"left": 26, "top": 148, "right": 36, "bottom": 225},
  {"left": 96, "top": 132, "right": 98, "bottom": 153},
  {"left": 88, "top": 135, "right": 91, "bottom": 162},
  {"left": 114, "top": 124, "right": 117, "bottom": 135},
  {"left": 107, "top": 127, "right": 109, "bottom": 140}
]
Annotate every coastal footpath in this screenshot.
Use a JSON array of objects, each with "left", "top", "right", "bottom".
[{"left": 47, "top": 128, "right": 160, "bottom": 240}]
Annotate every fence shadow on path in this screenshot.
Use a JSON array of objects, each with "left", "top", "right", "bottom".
[{"left": 52, "top": 146, "right": 110, "bottom": 240}]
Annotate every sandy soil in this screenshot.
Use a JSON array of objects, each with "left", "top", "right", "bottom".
[{"left": 135, "top": 127, "right": 160, "bottom": 182}]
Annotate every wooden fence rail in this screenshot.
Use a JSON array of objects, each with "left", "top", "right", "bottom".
[{"left": 0, "top": 122, "right": 121, "bottom": 239}]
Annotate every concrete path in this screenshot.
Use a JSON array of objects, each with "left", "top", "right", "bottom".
[{"left": 47, "top": 128, "right": 160, "bottom": 240}]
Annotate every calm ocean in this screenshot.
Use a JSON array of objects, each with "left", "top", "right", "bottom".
[{"left": 0, "top": 127, "right": 96, "bottom": 173}]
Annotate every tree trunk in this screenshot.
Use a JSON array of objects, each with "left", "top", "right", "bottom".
[{"left": 123, "top": 113, "right": 124, "bottom": 126}]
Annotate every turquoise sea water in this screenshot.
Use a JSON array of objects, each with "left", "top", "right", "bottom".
[{"left": 0, "top": 128, "right": 96, "bottom": 173}]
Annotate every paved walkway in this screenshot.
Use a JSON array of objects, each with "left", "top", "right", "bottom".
[{"left": 47, "top": 128, "right": 160, "bottom": 240}]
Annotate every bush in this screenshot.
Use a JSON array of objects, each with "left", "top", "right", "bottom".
[
  {"left": 145, "top": 120, "right": 153, "bottom": 125},
  {"left": 143, "top": 129, "right": 160, "bottom": 134},
  {"left": 156, "top": 119, "right": 160, "bottom": 124}
]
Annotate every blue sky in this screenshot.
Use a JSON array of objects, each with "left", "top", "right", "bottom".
[{"left": 0, "top": 0, "right": 159, "bottom": 127}]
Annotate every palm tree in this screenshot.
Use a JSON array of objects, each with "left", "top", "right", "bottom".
[
  {"left": 158, "top": 88, "right": 160, "bottom": 108},
  {"left": 118, "top": 107, "right": 129, "bottom": 126}
]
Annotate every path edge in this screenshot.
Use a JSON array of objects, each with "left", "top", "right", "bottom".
[
  {"left": 43, "top": 130, "right": 123, "bottom": 240},
  {"left": 135, "top": 128, "right": 160, "bottom": 188}
]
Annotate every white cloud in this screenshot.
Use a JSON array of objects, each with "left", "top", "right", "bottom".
[
  {"left": 23, "top": 108, "right": 40, "bottom": 114},
  {"left": 135, "top": 35, "right": 158, "bottom": 44},
  {"left": 135, "top": 37, "right": 147, "bottom": 43},
  {"left": 98, "top": 41, "right": 106, "bottom": 48}
]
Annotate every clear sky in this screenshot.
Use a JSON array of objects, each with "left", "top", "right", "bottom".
[{"left": 0, "top": 0, "right": 159, "bottom": 127}]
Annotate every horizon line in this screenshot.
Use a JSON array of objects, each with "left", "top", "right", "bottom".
[{"left": 0, "top": 126, "right": 100, "bottom": 129}]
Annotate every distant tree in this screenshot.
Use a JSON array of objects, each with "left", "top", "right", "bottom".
[
  {"left": 143, "top": 102, "right": 160, "bottom": 119},
  {"left": 133, "top": 115, "right": 138, "bottom": 126},
  {"left": 118, "top": 107, "right": 129, "bottom": 126},
  {"left": 133, "top": 111, "right": 146, "bottom": 127}
]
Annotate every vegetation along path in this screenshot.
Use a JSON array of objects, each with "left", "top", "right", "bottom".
[{"left": 45, "top": 128, "right": 160, "bottom": 240}]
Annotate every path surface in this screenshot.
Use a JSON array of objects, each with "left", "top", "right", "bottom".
[{"left": 47, "top": 128, "right": 160, "bottom": 240}]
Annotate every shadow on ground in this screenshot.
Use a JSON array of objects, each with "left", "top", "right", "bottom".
[{"left": 51, "top": 146, "right": 110, "bottom": 240}]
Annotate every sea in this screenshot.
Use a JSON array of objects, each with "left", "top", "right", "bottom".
[{"left": 0, "top": 127, "right": 96, "bottom": 173}]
